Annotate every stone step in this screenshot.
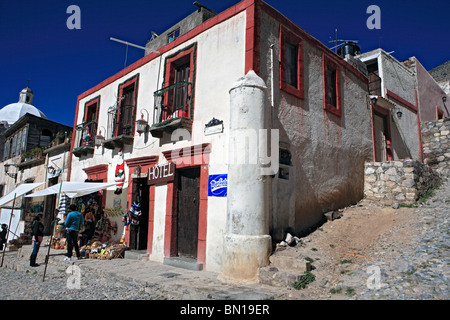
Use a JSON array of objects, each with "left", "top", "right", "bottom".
[
  {"left": 259, "top": 266, "right": 303, "bottom": 287},
  {"left": 269, "top": 254, "right": 307, "bottom": 273},
  {"left": 124, "top": 250, "right": 149, "bottom": 261}
]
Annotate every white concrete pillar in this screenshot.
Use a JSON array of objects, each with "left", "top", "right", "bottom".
[{"left": 221, "top": 70, "right": 272, "bottom": 282}]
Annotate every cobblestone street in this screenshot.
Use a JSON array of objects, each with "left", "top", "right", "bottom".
[{"left": 0, "top": 177, "right": 448, "bottom": 302}]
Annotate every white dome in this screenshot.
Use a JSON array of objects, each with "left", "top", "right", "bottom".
[{"left": 0, "top": 102, "right": 47, "bottom": 125}]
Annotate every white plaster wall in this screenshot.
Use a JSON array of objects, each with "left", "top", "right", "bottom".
[
  {"left": 70, "top": 12, "right": 247, "bottom": 272},
  {"left": 259, "top": 11, "right": 373, "bottom": 236},
  {"left": 149, "top": 184, "right": 167, "bottom": 263}
]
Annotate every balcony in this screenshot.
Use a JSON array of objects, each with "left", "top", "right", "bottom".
[
  {"left": 72, "top": 121, "right": 96, "bottom": 157},
  {"left": 103, "top": 104, "right": 135, "bottom": 149},
  {"left": 368, "top": 72, "right": 382, "bottom": 96},
  {"left": 149, "top": 81, "right": 193, "bottom": 138}
]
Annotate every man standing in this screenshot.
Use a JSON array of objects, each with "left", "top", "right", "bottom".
[{"left": 64, "top": 204, "right": 83, "bottom": 261}]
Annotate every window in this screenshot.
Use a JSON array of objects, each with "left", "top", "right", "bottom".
[
  {"left": 21, "top": 127, "right": 27, "bottom": 152},
  {"left": 4, "top": 140, "right": 10, "bottom": 160},
  {"left": 279, "top": 25, "right": 304, "bottom": 99},
  {"left": 113, "top": 75, "right": 139, "bottom": 137},
  {"left": 155, "top": 43, "right": 196, "bottom": 123},
  {"left": 168, "top": 29, "right": 180, "bottom": 43},
  {"left": 322, "top": 54, "right": 341, "bottom": 117},
  {"left": 80, "top": 96, "right": 99, "bottom": 146}
]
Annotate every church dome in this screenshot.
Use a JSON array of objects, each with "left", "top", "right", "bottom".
[{"left": 0, "top": 86, "right": 47, "bottom": 125}]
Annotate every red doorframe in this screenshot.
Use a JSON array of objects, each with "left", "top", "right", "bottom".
[
  {"left": 82, "top": 164, "right": 108, "bottom": 209},
  {"left": 370, "top": 103, "right": 393, "bottom": 162},
  {"left": 124, "top": 156, "right": 159, "bottom": 253},
  {"left": 161, "top": 143, "right": 211, "bottom": 266}
]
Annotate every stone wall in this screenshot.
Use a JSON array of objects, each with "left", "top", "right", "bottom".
[
  {"left": 364, "top": 160, "right": 440, "bottom": 204},
  {"left": 422, "top": 118, "right": 450, "bottom": 175}
]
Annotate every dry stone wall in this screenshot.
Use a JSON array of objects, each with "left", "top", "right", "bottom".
[
  {"left": 422, "top": 118, "right": 450, "bottom": 175},
  {"left": 364, "top": 160, "right": 440, "bottom": 204}
]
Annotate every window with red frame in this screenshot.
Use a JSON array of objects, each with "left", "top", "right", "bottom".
[
  {"left": 115, "top": 75, "right": 139, "bottom": 136},
  {"left": 279, "top": 25, "right": 304, "bottom": 99},
  {"left": 81, "top": 96, "right": 100, "bottom": 146},
  {"left": 322, "top": 54, "right": 341, "bottom": 117},
  {"left": 160, "top": 44, "right": 195, "bottom": 122}
]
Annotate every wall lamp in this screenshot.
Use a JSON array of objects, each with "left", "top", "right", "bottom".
[
  {"left": 4, "top": 164, "right": 18, "bottom": 181},
  {"left": 95, "top": 126, "right": 106, "bottom": 147},
  {"left": 136, "top": 109, "right": 149, "bottom": 136}
]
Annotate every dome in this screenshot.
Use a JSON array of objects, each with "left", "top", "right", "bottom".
[
  {"left": 0, "top": 86, "right": 47, "bottom": 125},
  {"left": 0, "top": 102, "right": 47, "bottom": 125}
]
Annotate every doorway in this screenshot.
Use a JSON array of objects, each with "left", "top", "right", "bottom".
[
  {"left": 373, "top": 111, "right": 392, "bottom": 162},
  {"left": 176, "top": 167, "right": 200, "bottom": 259},
  {"left": 129, "top": 178, "right": 149, "bottom": 250}
]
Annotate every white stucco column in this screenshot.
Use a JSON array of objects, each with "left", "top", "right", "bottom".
[{"left": 221, "top": 70, "right": 272, "bottom": 282}]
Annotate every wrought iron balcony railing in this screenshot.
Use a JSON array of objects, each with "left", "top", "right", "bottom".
[
  {"left": 107, "top": 104, "right": 135, "bottom": 139},
  {"left": 153, "top": 81, "right": 192, "bottom": 126},
  {"left": 73, "top": 120, "right": 97, "bottom": 157}
]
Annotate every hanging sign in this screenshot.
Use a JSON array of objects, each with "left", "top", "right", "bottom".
[
  {"left": 208, "top": 174, "right": 227, "bottom": 197},
  {"left": 147, "top": 162, "right": 175, "bottom": 185}
]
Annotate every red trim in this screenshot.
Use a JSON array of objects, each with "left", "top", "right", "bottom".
[
  {"left": 245, "top": 2, "right": 260, "bottom": 74},
  {"left": 415, "top": 90, "right": 424, "bottom": 162},
  {"left": 82, "top": 164, "right": 108, "bottom": 181},
  {"left": 279, "top": 25, "right": 304, "bottom": 99},
  {"left": 386, "top": 89, "right": 418, "bottom": 112},
  {"left": 162, "top": 143, "right": 211, "bottom": 265},
  {"left": 76, "top": 0, "right": 256, "bottom": 102},
  {"left": 82, "top": 96, "right": 100, "bottom": 125},
  {"left": 147, "top": 185, "right": 155, "bottom": 255},
  {"left": 258, "top": 0, "right": 367, "bottom": 85},
  {"left": 322, "top": 54, "right": 342, "bottom": 117},
  {"left": 82, "top": 164, "right": 108, "bottom": 210},
  {"left": 115, "top": 75, "right": 139, "bottom": 137},
  {"left": 124, "top": 156, "right": 159, "bottom": 253}
]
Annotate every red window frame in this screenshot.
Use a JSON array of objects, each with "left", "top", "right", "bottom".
[
  {"left": 322, "top": 54, "right": 342, "bottom": 117},
  {"left": 116, "top": 75, "right": 139, "bottom": 136},
  {"left": 83, "top": 96, "right": 100, "bottom": 124},
  {"left": 162, "top": 45, "right": 196, "bottom": 120},
  {"left": 279, "top": 25, "right": 304, "bottom": 99}
]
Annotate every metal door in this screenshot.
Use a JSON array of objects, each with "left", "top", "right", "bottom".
[{"left": 176, "top": 167, "right": 200, "bottom": 259}]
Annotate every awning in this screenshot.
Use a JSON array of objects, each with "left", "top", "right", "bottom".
[
  {"left": 25, "top": 181, "right": 118, "bottom": 199},
  {"left": 0, "top": 182, "right": 45, "bottom": 207}
]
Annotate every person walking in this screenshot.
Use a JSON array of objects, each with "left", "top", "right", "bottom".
[
  {"left": 0, "top": 224, "right": 7, "bottom": 251},
  {"left": 64, "top": 204, "right": 83, "bottom": 261},
  {"left": 30, "top": 214, "right": 44, "bottom": 267}
]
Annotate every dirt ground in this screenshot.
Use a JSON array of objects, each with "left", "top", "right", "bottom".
[{"left": 268, "top": 201, "right": 418, "bottom": 299}]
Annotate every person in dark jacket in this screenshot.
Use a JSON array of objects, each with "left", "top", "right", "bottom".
[
  {"left": 64, "top": 204, "right": 83, "bottom": 261},
  {"left": 30, "top": 214, "right": 44, "bottom": 267},
  {"left": 0, "top": 224, "right": 7, "bottom": 251}
]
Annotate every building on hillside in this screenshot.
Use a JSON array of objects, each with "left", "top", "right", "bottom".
[
  {"left": 0, "top": 86, "right": 72, "bottom": 242},
  {"left": 429, "top": 60, "right": 450, "bottom": 96},
  {"left": 67, "top": 0, "right": 381, "bottom": 280},
  {"left": 401, "top": 57, "right": 449, "bottom": 121}
]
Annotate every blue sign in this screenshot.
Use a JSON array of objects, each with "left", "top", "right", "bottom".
[{"left": 208, "top": 174, "right": 227, "bottom": 197}]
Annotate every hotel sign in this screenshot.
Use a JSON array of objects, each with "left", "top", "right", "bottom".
[{"left": 148, "top": 163, "right": 175, "bottom": 185}]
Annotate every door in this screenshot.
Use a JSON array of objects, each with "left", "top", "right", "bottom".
[
  {"left": 373, "top": 111, "right": 392, "bottom": 162},
  {"left": 130, "top": 178, "right": 149, "bottom": 250},
  {"left": 374, "top": 114, "right": 387, "bottom": 162},
  {"left": 176, "top": 167, "right": 200, "bottom": 259}
]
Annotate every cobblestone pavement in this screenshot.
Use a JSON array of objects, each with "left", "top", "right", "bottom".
[{"left": 0, "top": 177, "right": 448, "bottom": 302}]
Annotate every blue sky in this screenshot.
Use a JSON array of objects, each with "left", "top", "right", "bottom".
[{"left": 0, "top": 0, "right": 448, "bottom": 127}]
